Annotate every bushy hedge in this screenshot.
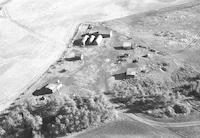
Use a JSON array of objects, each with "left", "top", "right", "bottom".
[{"left": 0, "top": 94, "right": 114, "bottom": 138}]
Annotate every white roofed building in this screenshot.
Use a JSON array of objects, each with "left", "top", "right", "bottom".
[
  {"left": 126, "top": 68, "right": 137, "bottom": 76},
  {"left": 122, "top": 42, "right": 132, "bottom": 50},
  {"left": 45, "top": 80, "right": 63, "bottom": 93}
]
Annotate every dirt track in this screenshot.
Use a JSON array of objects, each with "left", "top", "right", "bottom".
[{"left": 124, "top": 113, "right": 200, "bottom": 128}]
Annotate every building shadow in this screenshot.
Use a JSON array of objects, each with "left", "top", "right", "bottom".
[
  {"left": 114, "top": 46, "right": 133, "bottom": 50},
  {"left": 73, "top": 39, "right": 82, "bottom": 46},
  {"left": 64, "top": 57, "right": 81, "bottom": 61},
  {"left": 33, "top": 86, "right": 52, "bottom": 96},
  {"left": 102, "top": 34, "right": 110, "bottom": 38},
  {"left": 126, "top": 99, "right": 158, "bottom": 113},
  {"left": 112, "top": 73, "right": 134, "bottom": 80},
  {"left": 114, "top": 46, "right": 125, "bottom": 50}
]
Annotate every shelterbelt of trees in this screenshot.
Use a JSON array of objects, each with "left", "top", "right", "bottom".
[{"left": 0, "top": 94, "right": 114, "bottom": 138}]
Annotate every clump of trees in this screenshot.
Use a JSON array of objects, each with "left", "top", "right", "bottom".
[
  {"left": 112, "top": 77, "right": 171, "bottom": 104},
  {"left": 171, "top": 66, "right": 199, "bottom": 83},
  {"left": 0, "top": 94, "right": 114, "bottom": 138},
  {"left": 111, "top": 77, "right": 192, "bottom": 118},
  {"left": 0, "top": 103, "right": 43, "bottom": 138},
  {"left": 172, "top": 71, "right": 200, "bottom": 98}
]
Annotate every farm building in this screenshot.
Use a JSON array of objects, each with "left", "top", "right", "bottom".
[
  {"left": 89, "top": 35, "right": 95, "bottom": 43},
  {"left": 46, "top": 80, "right": 63, "bottom": 93},
  {"left": 122, "top": 42, "right": 133, "bottom": 50},
  {"left": 126, "top": 68, "right": 137, "bottom": 76},
  {"left": 82, "top": 35, "right": 89, "bottom": 46},
  {"left": 46, "top": 83, "right": 63, "bottom": 93},
  {"left": 95, "top": 35, "right": 103, "bottom": 45},
  {"left": 65, "top": 52, "right": 84, "bottom": 61},
  {"left": 33, "top": 80, "right": 63, "bottom": 96},
  {"left": 109, "top": 31, "right": 113, "bottom": 38},
  {"left": 75, "top": 53, "right": 84, "bottom": 60},
  {"left": 102, "top": 30, "right": 113, "bottom": 38}
]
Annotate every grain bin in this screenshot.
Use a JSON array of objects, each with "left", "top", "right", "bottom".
[
  {"left": 95, "top": 35, "right": 103, "bottom": 46},
  {"left": 89, "top": 35, "right": 95, "bottom": 44},
  {"left": 82, "top": 35, "right": 89, "bottom": 46}
]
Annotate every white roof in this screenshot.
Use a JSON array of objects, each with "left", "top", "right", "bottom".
[
  {"left": 123, "top": 42, "right": 132, "bottom": 47},
  {"left": 46, "top": 84, "right": 57, "bottom": 91},
  {"left": 46, "top": 83, "right": 63, "bottom": 92},
  {"left": 95, "top": 35, "right": 103, "bottom": 45},
  {"left": 126, "top": 68, "right": 137, "bottom": 76}
]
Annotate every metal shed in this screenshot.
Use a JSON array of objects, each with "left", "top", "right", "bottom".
[
  {"left": 123, "top": 42, "right": 132, "bottom": 50},
  {"left": 126, "top": 68, "right": 137, "bottom": 76}
]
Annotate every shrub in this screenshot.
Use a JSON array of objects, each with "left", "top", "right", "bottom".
[
  {"left": 173, "top": 103, "right": 191, "bottom": 115},
  {"left": 165, "top": 103, "right": 191, "bottom": 117}
]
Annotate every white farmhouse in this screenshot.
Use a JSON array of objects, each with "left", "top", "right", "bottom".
[{"left": 45, "top": 80, "right": 63, "bottom": 93}]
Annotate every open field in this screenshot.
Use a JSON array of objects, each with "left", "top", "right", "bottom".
[
  {"left": 71, "top": 117, "right": 180, "bottom": 138},
  {"left": 169, "top": 126, "right": 200, "bottom": 138},
  {"left": 0, "top": 18, "right": 65, "bottom": 111}
]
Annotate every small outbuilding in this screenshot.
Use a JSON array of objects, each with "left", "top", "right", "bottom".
[
  {"left": 33, "top": 80, "right": 63, "bottom": 96},
  {"left": 102, "top": 30, "right": 113, "bottom": 38},
  {"left": 126, "top": 68, "right": 137, "bottom": 76},
  {"left": 46, "top": 80, "right": 63, "bottom": 93},
  {"left": 65, "top": 52, "right": 84, "bottom": 61},
  {"left": 122, "top": 42, "right": 133, "bottom": 50},
  {"left": 75, "top": 53, "right": 84, "bottom": 60},
  {"left": 109, "top": 31, "right": 113, "bottom": 38}
]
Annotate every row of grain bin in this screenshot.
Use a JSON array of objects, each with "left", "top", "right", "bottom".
[
  {"left": 82, "top": 34, "right": 103, "bottom": 46},
  {"left": 81, "top": 31, "right": 112, "bottom": 46}
]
